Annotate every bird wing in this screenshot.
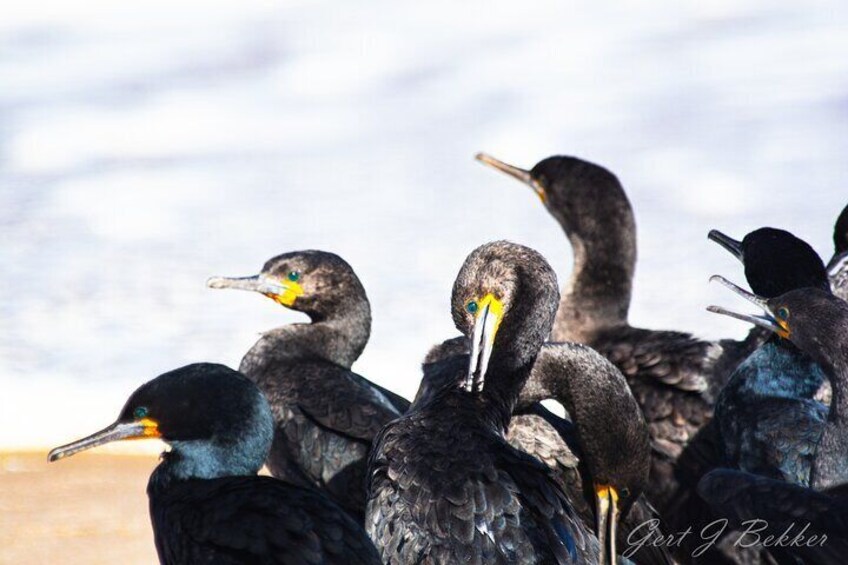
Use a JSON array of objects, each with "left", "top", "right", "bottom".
[
  {"left": 496, "top": 443, "right": 596, "bottom": 564},
  {"left": 289, "top": 364, "right": 404, "bottom": 443},
  {"left": 164, "top": 476, "right": 380, "bottom": 565},
  {"left": 594, "top": 326, "right": 719, "bottom": 393},
  {"left": 698, "top": 469, "right": 848, "bottom": 564}
]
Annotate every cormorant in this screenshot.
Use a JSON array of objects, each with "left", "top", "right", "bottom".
[
  {"left": 418, "top": 337, "right": 669, "bottom": 565},
  {"left": 208, "top": 251, "right": 409, "bottom": 520},
  {"left": 48, "top": 363, "right": 381, "bottom": 565},
  {"left": 709, "top": 281, "right": 848, "bottom": 490},
  {"left": 708, "top": 228, "right": 830, "bottom": 485},
  {"left": 828, "top": 203, "right": 848, "bottom": 302},
  {"left": 367, "top": 241, "right": 600, "bottom": 564},
  {"left": 702, "top": 285, "right": 848, "bottom": 563},
  {"left": 475, "top": 153, "right": 752, "bottom": 508},
  {"left": 517, "top": 343, "right": 671, "bottom": 565}
]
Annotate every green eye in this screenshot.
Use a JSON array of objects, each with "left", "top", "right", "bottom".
[
  {"left": 287, "top": 271, "right": 300, "bottom": 282},
  {"left": 134, "top": 406, "right": 149, "bottom": 419},
  {"left": 776, "top": 307, "right": 790, "bottom": 321},
  {"left": 466, "top": 300, "right": 478, "bottom": 314}
]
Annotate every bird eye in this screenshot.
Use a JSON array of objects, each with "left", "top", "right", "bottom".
[
  {"left": 776, "top": 307, "right": 790, "bottom": 321},
  {"left": 466, "top": 300, "right": 478, "bottom": 314},
  {"left": 134, "top": 406, "right": 149, "bottom": 419},
  {"left": 287, "top": 271, "right": 300, "bottom": 282}
]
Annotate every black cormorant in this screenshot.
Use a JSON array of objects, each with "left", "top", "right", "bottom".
[
  {"left": 367, "top": 241, "right": 600, "bottom": 564},
  {"left": 208, "top": 251, "right": 409, "bottom": 520},
  {"left": 418, "top": 337, "right": 669, "bottom": 564},
  {"left": 517, "top": 343, "right": 671, "bottom": 565},
  {"left": 702, "top": 285, "right": 848, "bottom": 563},
  {"left": 709, "top": 282, "right": 848, "bottom": 490},
  {"left": 475, "top": 153, "right": 752, "bottom": 508},
  {"left": 48, "top": 363, "right": 380, "bottom": 564},
  {"left": 708, "top": 228, "right": 830, "bottom": 485}
]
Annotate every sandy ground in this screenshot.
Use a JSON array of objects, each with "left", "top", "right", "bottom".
[{"left": 0, "top": 451, "right": 159, "bottom": 564}]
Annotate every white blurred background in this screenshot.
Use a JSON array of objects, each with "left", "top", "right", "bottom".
[{"left": 2, "top": 0, "right": 846, "bottom": 448}]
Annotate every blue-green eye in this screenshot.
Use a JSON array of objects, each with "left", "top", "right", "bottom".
[
  {"left": 466, "top": 300, "right": 478, "bottom": 314},
  {"left": 287, "top": 271, "right": 300, "bottom": 282},
  {"left": 776, "top": 307, "right": 790, "bottom": 321},
  {"left": 134, "top": 406, "right": 149, "bottom": 419}
]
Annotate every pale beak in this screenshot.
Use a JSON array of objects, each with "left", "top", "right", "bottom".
[
  {"left": 706, "top": 275, "right": 787, "bottom": 337},
  {"left": 465, "top": 294, "right": 504, "bottom": 393},
  {"left": 708, "top": 230, "right": 744, "bottom": 262},
  {"left": 207, "top": 274, "right": 303, "bottom": 307},
  {"left": 48, "top": 419, "right": 160, "bottom": 462},
  {"left": 596, "top": 484, "right": 620, "bottom": 565},
  {"left": 475, "top": 153, "right": 547, "bottom": 203}
]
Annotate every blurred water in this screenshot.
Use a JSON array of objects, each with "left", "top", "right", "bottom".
[{"left": 1, "top": 0, "right": 847, "bottom": 448}]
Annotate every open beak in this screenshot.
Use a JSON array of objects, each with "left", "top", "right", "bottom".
[
  {"left": 475, "top": 153, "right": 547, "bottom": 203},
  {"left": 207, "top": 274, "right": 303, "bottom": 307},
  {"left": 465, "top": 294, "right": 504, "bottom": 393},
  {"left": 48, "top": 418, "right": 160, "bottom": 462},
  {"left": 707, "top": 275, "right": 789, "bottom": 338},
  {"left": 708, "top": 230, "right": 744, "bottom": 262},
  {"left": 595, "top": 484, "right": 620, "bottom": 565}
]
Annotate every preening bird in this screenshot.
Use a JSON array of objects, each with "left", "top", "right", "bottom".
[{"left": 367, "top": 241, "right": 600, "bottom": 564}]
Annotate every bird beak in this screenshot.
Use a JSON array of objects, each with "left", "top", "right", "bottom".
[
  {"left": 206, "top": 274, "right": 304, "bottom": 307},
  {"left": 465, "top": 294, "right": 504, "bottom": 393},
  {"left": 47, "top": 418, "right": 161, "bottom": 462},
  {"left": 707, "top": 230, "right": 744, "bottom": 262},
  {"left": 706, "top": 275, "right": 789, "bottom": 338},
  {"left": 475, "top": 152, "right": 547, "bottom": 203},
  {"left": 595, "top": 484, "right": 620, "bottom": 565}
]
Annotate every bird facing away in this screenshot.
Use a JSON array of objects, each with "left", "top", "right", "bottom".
[
  {"left": 475, "top": 152, "right": 745, "bottom": 509},
  {"left": 208, "top": 251, "right": 409, "bottom": 520},
  {"left": 367, "top": 241, "right": 600, "bottom": 564},
  {"left": 828, "top": 202, "right": 848, "bottom": 302},
  {"left": 708, "top": 228, "right": 830, "bottom": 485},
  {"left": 703, "top": 286, "right": 848, "bottom": 564},
  {"left": 48, "top": 363, "right": 380, "bottom": 565}
]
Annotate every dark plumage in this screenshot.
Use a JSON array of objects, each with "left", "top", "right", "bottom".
[
  {"left": 476, "top": 153, "right": 753, "bottom": 509},
  {"left": 420, "top": 337, "right": 670, "bottom": 564},
  {"left": 517, "top": 343, "right": 672, "bottom": 565},
  {"left": 48, "top": 363, "right": 380, "bottom": 565},
  {"left": 702, "top": 287, "right": 848, "bottom": 563},
  {"left": 208, "top": 251, "right": 409, "bottom": 519},
  {"left": 367, "top": 241, "right": 599, "bottom": 564},
  {"left": 708, "top": 228, "right": 830, "bottom": 485},
  {"left": 828, "top": 203, "right": 848, "bottom": 302}
]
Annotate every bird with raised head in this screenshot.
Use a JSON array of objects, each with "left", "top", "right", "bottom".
[
  {"left": 707, "top": 228, "right": 830, "bottom": 485},
  {"left": 48, "top": 363, "right": 381, "bottom": 565},
  {"left": 475, "top": 153, "right": 752, "bottom": 509},
  {"left": 700, "top": 283, "right": 848, "bottom": 564},
  {"left": 208, "top": 251, "right": 409, "bottom": 520}
]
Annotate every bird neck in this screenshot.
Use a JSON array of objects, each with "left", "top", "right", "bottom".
[
  {"left": 250, "top": 300, "right": 371, "bottom": 370},
  {"left": 812, "top": 354, "right": 848, "bottom": 490},
  {"left": 552, "top": 225, "right": 636, "bottom": 343},
  {"left": 518, "top": 343, "right": 649, "bottom": 490}
]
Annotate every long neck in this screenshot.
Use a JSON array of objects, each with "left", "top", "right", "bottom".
[
  {"left": 518, "top": 342, "right": 649, "bottom": 495},
  {"left": 812, "top": 354, "right": 848, "bottom": 490},
  {"left": 242, "top": 298, "right": 371, "bottom": 372},
  {"left": 551, "top": 217, "right": 636, "bottom": 343}
]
